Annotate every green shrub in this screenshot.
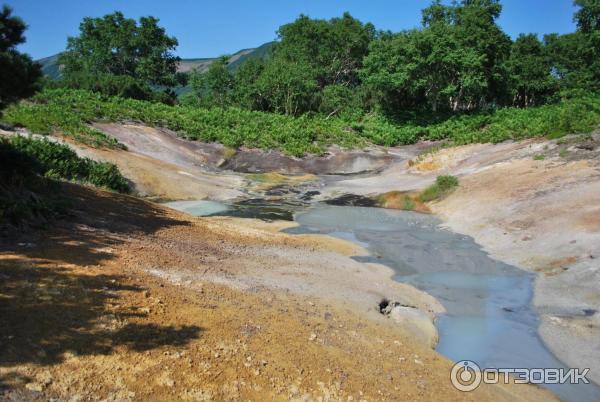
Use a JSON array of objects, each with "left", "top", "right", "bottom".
[
  {"left": 2, "top": 88, "right": 600, "bottom": 156},
  {"left": 1, "top": 136, "right": 129, "bottom": 226},
  {"left": 401, "top": 195, "right": 416, "bottom": 211},
  {"left": 7, "top": 135, "right": 129, "bottom": 192},
  {"left": 419, "top": 175, "right": 459, "bottom": 202}
]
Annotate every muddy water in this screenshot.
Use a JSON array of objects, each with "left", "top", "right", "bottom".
[
  {"left": 291, "top": 206, "right": 600, "bottom": 402},
  {"left": 165, "top": 200, "right": 599, "bottom": 401}
]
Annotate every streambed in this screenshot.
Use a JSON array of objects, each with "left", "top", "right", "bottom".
[{"left": 165, "top": 200, "right": 599, "bottom": 401}]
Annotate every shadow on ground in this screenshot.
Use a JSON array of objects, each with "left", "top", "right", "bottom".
[{"left": 0, "top": 183, "right": 200, "bottom": 389}]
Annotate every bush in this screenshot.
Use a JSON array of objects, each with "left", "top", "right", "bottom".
[
  {"left": 0, "top": 136, "right": 129, "bottom": 226},
  {"left": 2, "top": 88, "right": 600, "bottom": 157},
  {"left": 419, "top": 175, "right": 459, "bottom": 202},
  {"left": 7, "top": 135, "right": 129, "bottom": 192}
]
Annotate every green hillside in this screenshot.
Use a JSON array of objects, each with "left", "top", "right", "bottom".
[{"left": 37, "top": 54, "right": 62, "bottom": 80}]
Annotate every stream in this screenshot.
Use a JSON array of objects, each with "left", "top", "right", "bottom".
[{"left": 165, "top": 200, "right": 600, "bottom": 401}]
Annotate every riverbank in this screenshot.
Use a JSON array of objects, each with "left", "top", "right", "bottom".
[
  {"left": 0, "top": 184, "right": 553, "bottom": 401},
  {"left": 320, "top": 132, "right": 600, "bottom": 387}
]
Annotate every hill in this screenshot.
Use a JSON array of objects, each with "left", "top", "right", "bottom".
[{"left": 36, "top": 41, "right": 275, "bottom": 80}]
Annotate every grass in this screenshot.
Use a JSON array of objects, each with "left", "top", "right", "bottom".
[
  {"left": 374, "top": 191, "right": 430, "bottom": 213},
  {"left": 419, "top": 175, "right": 459, "bottom": 202},
  {"left": 401, "top": 195, "right": 416, "bottom": 211},
  {"left": 2, "top": 88, "right": 600, "bottom": 157},
  {"left": 533, "top": 154, "right": 546, "bottom": 160}
]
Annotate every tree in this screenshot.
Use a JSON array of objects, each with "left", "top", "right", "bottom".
[
  {"left": 59, "top": 12, "right": 179, "bottom": 89},
  {"left": 232, "top": 58, "right": 268, "bottom": 110},
  {"left": 189, "top": 56, "right": 234, "bottom": 107},
  {"left": 275, "top": 13, "right": 375, "bottom": 88},
  {"left": 256, "top": 58, "right": 319, "bottom": 116},
  {"left": 574, "top": 0, "right": 600, "bottom": 33},
  {"left": 362, "top": 0, "right": 509, "bottom": 114},
  {"left": 545, "top": 1, "right": 600, "bottom": 93},
  {"left": 506, "top": 34, "right": 557, "bottom": 107},
  {"left": 449, "top": 0, "right": 512, "bottom": 108},
  {"left": 0, "top": 6, "right": 41, "bottom": 110}
]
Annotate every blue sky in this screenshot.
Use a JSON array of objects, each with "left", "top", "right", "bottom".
[{"left": 7, "top": 0, "right": 578, "bottom": 60}]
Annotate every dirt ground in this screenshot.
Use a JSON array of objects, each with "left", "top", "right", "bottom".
[{"left": 0, "top": 184, "right": 553, "bottom": 401}]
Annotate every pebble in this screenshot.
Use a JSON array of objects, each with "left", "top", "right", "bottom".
[
  {"left": 25, "top": 383, "right": 43, "bottom": 392},
  {"left": 309, "top": 333, "right": 317, "bottom": 341}
]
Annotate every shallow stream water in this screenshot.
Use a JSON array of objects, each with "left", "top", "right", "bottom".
[{"left": 166, "top": 200, "right": 600, "bottom": 401}]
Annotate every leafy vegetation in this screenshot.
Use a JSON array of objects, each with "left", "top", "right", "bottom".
[
  {"left": 0, "top": 138, "right": 65, "bottom": 226},
  {"left": 419, "top": 175, "right": 459, "bottom": 202},
  {"left": 0, "top": 135, "right": 129, "bottom": 226},
  {"left": 7, "top": 136, "right": 129, "bottom": 192},
  {"left": 3, "top": 88, "right": 600, "bottom": 156},
  {"left": 180, "top": 0, "right": 599, "bottom": 119},
  {"left": 4, "top": 2, "right": 600, "bottom": 158},
  {"left": 3, "top": 88, "right": 367, "bottom": 156},
  {"left": 57, "top": 12, "right": 180, "bottom": 102},
  {"left": 0, "top": 5, "right": 42, "bottom": 109}
]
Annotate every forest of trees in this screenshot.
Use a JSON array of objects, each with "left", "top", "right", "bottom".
[
  {"left": 181, "top": 0, "right": 600, "bottom": 119},
  {"left": 2, "top": 0, "right": 600, "bottom": 128}
]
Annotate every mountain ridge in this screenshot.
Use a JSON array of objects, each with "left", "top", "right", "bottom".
[{"left": 37, "top": 41, "right": 275, "bottom": 80}]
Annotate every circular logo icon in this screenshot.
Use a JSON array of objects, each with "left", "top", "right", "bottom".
[{"left": 450, "top": 360, "right": 482, "bottom": 392}]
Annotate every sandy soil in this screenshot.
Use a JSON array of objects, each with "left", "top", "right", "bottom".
[{"left": 0, "top": 184, "right": 553, "bottom": 401}]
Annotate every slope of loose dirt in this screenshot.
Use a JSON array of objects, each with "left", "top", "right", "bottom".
[{"left": 0, "top": 184, "right": 554, "bottom": 401}]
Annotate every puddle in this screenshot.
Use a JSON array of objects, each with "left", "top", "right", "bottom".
[
  {"left": 292, "top": 205, "right": 600, "bottom": 402},
  {"left": 164, "top": 200, "right": 230, "bottom": 216},
  {"left": 164, "top": 199, "right": 296, "bottom": 221}
]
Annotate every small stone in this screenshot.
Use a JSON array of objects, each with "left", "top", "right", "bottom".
[
  {"left": 309, "top": 333, "right": 317, "bottom": 341},
  {"left": 25, "top": 382, "right": 43, "bottom": 392}
]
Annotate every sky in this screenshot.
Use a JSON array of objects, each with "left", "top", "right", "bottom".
[{"left": 7, "top": 0, "right": 578, "bottom": 60}]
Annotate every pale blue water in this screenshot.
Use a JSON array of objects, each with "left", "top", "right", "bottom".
[
  {"left": 164, "top": 200, "right": 230, "bottom": 216},
  {"left": 291, "top": 205, "right": 600, "bottom": 402}
]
